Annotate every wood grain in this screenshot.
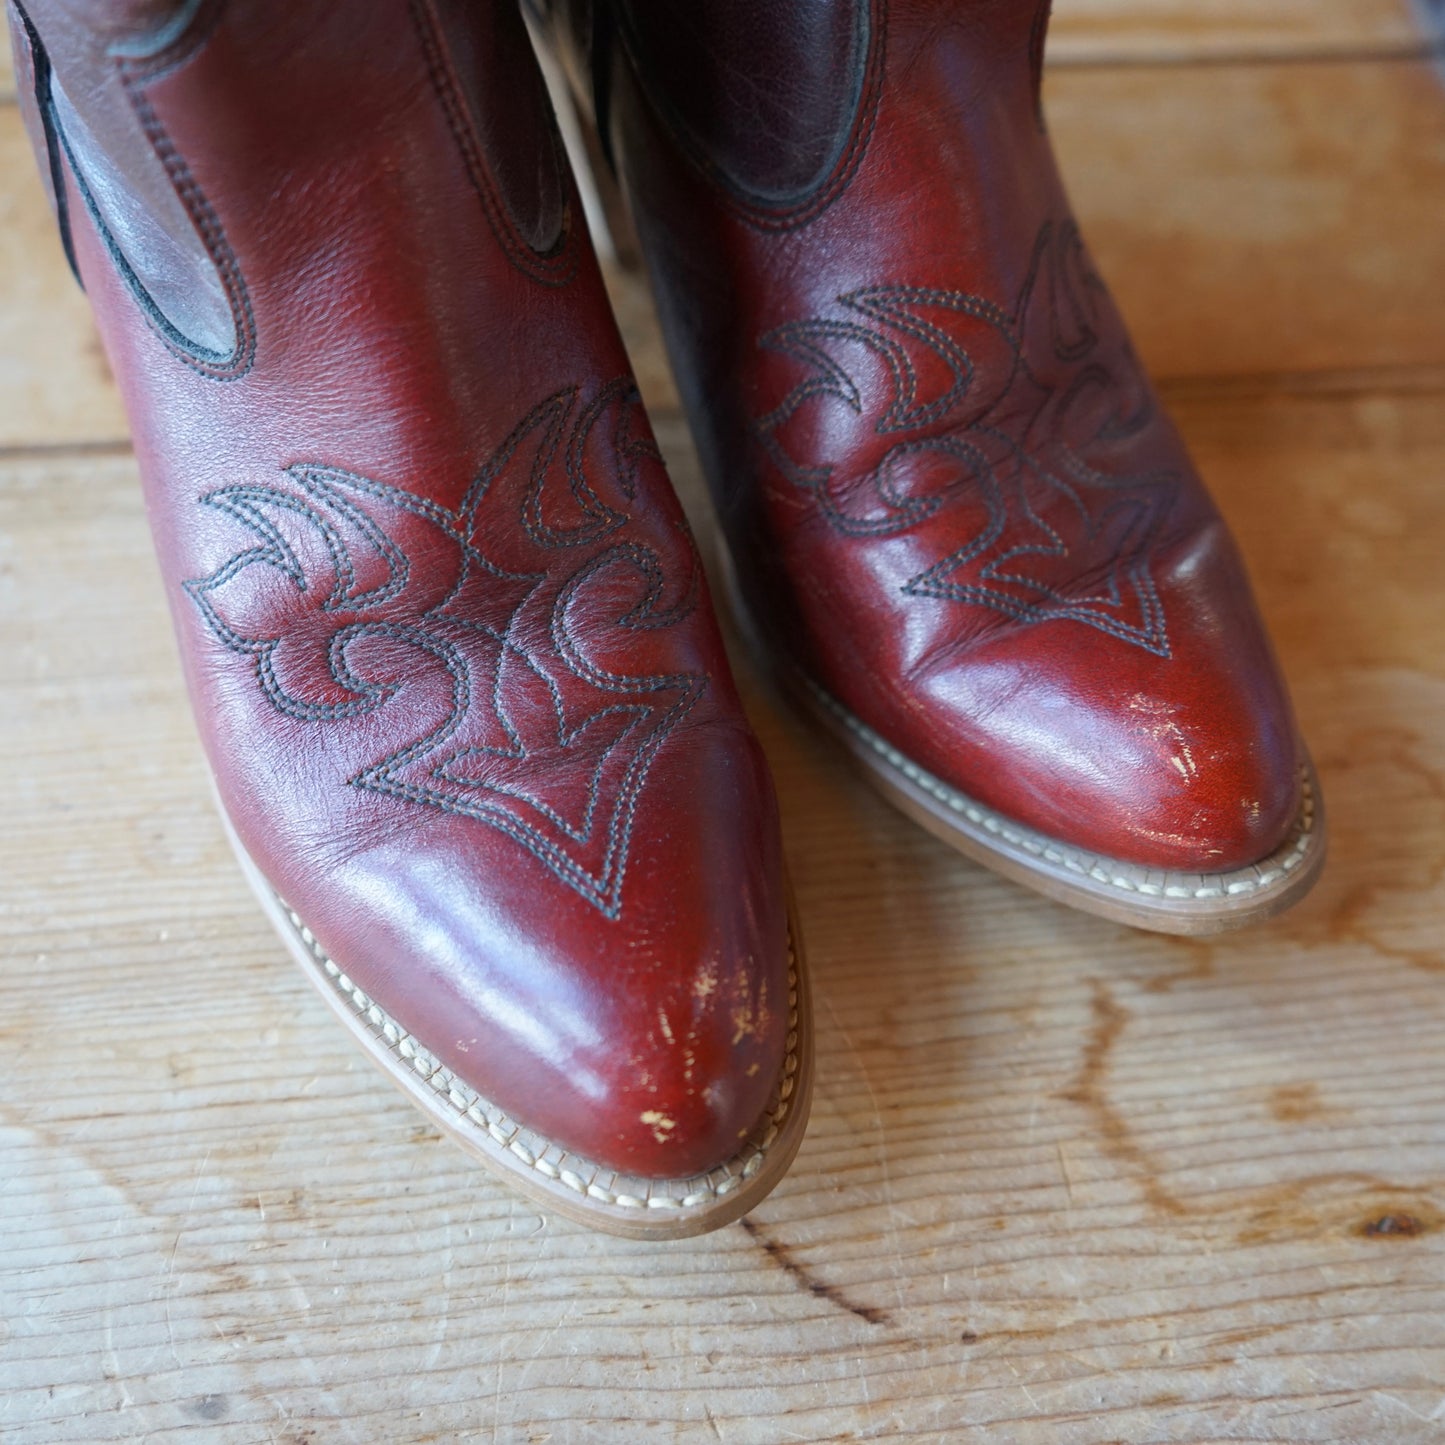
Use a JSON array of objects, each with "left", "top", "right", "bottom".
[
  {"left": 5, "top": 25, "right": 1445, "bottom": 438},
  {"left": 607, "top": 55, "right": 1445, "bottom": 418},
  {"left": 1047, "top": 0, "right": 1441, "bottom": 63},
  {"left": 4, "top": 10, "right": 1445, "bottom": 1444},
  {"left": 1047, "top": 57, "right": 1445, "bottom": 383},
  {"left": 0, "top": 110, "right": 129, "bottom": 449},
  {"left": 1, "top": 0, "right": 1437, "bottom": 98},
  {"left": 4, "top": 391, "right": 1445, "bottom": 1443}
]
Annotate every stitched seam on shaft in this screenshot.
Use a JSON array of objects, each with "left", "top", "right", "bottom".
[
  {"left": 108, "top": 32, "right": 258, "bottom": 379},
  {"left": 407, "top": 0, "right": 577, "bottom": 288},
  {"left": 285, "top": 902, "right": 802, "bottom": 1210},
  {"left": 615, "top": 0, "right": 888, "bottom": 233}
]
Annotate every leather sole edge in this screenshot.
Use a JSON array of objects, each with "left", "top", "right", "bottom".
[
  {"left": 216, "top": 805, "right": 814, "bottom": 1240},
  {"left": 718, "top": 556, "right": 1326, "bottom": 935},
  {"left": 794, "top": 675, "right": 1326, "bottom": 935}
]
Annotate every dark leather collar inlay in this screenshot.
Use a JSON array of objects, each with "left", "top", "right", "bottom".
[
  {"left": 410, "top": 0, "right": 577, "bottom": 286},
  {"left": 615, "top": 0, "right": 883, "bottom": 228},
  {"left": 185, "top": 381, "right": 705, "bottom": 917},
  {"left": 22, "top": 0, "right": 256, "bottom": 379}
]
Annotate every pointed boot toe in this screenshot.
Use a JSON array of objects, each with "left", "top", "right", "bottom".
[
  {"left": 14, "top": 0, "right": 812, "bottom": 1232},
  {"left": 539, "top": 0, "right": 1326, "bottom": 931}
]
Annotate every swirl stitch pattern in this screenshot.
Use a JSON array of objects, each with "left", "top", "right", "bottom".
[
  {"left": 185, "top": 381, "right": 704, "bottom": 917},
  {"left": 754, "top": 220, "right": 1178, "bottom": 657}
]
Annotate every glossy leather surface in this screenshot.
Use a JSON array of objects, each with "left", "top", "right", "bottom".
[
  {"left": 577, "top": 0, "right": 1303, "bottom": 872},
  {"left": 13, "top": 0, "right": 789, "bottom": 1178}
]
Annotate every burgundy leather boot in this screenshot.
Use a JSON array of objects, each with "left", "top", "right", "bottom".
[
  {"left": 9, "top": 0, "right": 811, "bottom": 1235},
  {"left": 540, "top": 0, "right": 1326, "bottom": 933}
]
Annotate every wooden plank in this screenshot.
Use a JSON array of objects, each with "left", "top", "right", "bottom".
[
  {"left": 1046, "top": 56, "right": 1445, "bottom": 382},
  {"left": 0, "top": 107, "right": 128, "bottom": 449},
  {"left": 1, "top": 54, "right": 1441, "bottom": 446},
  {"left": 3, "top": 25, "right": 1443, "bottom": 1436},
  {"left": 1047, "top": 0, "right": 1440, "bottom": 63},
  {"left": 3, "top": 0, "right": 1434, "bottom": 102},
  {"left": 605, "top": 56, "right": 1445, "bottom": 417},
  {"left": 3, "top": 383, "right": 1444, "bottom": 1439}
]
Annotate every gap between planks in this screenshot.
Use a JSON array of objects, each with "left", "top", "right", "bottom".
[
  {"left": 1047, "top": 37, "right": 1445, "bottom": 68},
  {"left": 6, "top": 361, "right": 1443, "bottom": 475},
  {"left": 0, "top": 22, "right": 1442, "bottom": 112}
]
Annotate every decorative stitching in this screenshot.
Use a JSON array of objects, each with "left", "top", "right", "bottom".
[
  {"left": 904, "top": 422, "right": 1175, "bottom": 655},
  {"left": 185, "top": 380, "right": 704, "bottom": 918},
  {"left": 408, "top": 0, "right": 577, "bottom": 288},
  {"left": 845, "top": 287, "right": 1021, "bottom": 431},
  {"left": 808, "top": 679, "right": 1317, "bottom": 901},
  {"left": 110, "top": 4, "right": 256, "bottom": 379},
  {"left": 1013, "top": 220, "right": 1103, "bottom": 363},
  {"left": 285, "top": 899, "right": 801, "bottom": 1211},
  {"left": 754, "top": 218, "right": 1178, "bottom": 657}
]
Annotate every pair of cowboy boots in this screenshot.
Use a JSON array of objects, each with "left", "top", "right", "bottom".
[{"left": 10, "top": 0, "right": 1324, "bottom": 1236}]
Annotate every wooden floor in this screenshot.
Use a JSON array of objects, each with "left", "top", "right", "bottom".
[{"left": 4, "top": 4, "right": 1445, "bottom": 1441}]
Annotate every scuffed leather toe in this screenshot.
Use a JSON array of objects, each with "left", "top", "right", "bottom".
[
  {"left": 260, "top": 716, "right": 790, "bottom": 1181},
  {"left": 902, "top": 641, "right": 1302, "bottom": 875},
  {"left": 890, "top": 522, "right": 1305, "bottom": 874},
  {"left": 551, "top": 0, "right": 1323, "bottom": 917},
  {"left": 15, "top": 0, "right": 809, "bottom": 1221}
]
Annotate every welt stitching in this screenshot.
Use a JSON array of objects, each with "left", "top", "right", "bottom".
[
  {"left": 293, "top": 907, "right": 802, "bottom": 1210},
  {"left": 812, "top": 681, "right": 1318, "bottom": 902}
]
